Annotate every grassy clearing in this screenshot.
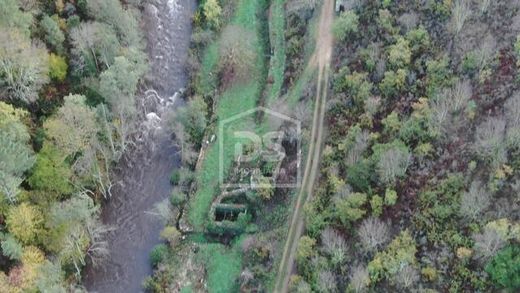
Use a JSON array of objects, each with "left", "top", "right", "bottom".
[
  {"left": 188, "top": 0, "right": 268, "bottom": 230},
  {"left": 196, "top": 237, "right": 244, "bottom": 293},
  {"left": 266, "top": 0, "right": 286, "bottom": 104}
]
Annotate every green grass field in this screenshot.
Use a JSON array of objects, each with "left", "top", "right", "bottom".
[{"left": 266, "top": 0, "right": 286, "bottom": 104}]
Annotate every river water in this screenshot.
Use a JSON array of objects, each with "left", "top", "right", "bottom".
[{"left": 83, "top": 1, "right": 196, "bottom": 292}]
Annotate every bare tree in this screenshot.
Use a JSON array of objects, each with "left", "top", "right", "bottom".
[
  {"left": 398, "top": 12, "right": 418, "bottom": 32},
  {"left": 0, "top": 29, "right": 49, "bottom": 103},
  {"left": 364, "top": 95, "right": 381, "bottom": 116},
  {"left": 392, "top": 264, "right": 419, "bottom": 290},
  {"left": 459, "top": 180, "right": 491, "bottom": 221},
  {"left": 450, "top": 0, "right": 471, "bottom": 34},
  {"left": 451, "top": 79, "right": 472, "bottom": 113},
  {"left": 377, "top": 147, "right": 411, "bottom": 185},
  {"left": 317, "top": 270, "right": 337, "bottom": 293},
  {"left": 321, "top": 227, "right": 348, "bottom": 265},
  {"left": 346, "top": 130, "right": 370, "bottom": 166},
  {"left": 505, "top": 93, "right": 520, "bottom": 147},
  {"left": 358, "top": 217, "right": 391, "bottom": 254},
  {"left": 472, "top": 227, "right": 506, "bottom": 262},
  {"left": 348, "top": 265, "right": 370, "bottom": 293},
  {"left": 474, "top": 117, "right": 507, "bottom": 165},
  {"left": 477, "top": 0, "right": 492, "bottom": 14}
]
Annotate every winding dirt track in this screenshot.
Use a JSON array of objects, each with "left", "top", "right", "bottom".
[{"left": 274, "top": 1, "right": 334, "bottom": 292}]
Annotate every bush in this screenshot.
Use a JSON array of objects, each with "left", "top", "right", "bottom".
[
  {"left": 379, "top": 69, "right": 407, "bottom": 97},
  {"left": 170, "top": 169, "right": 181, "bottom": 185},
  {"left": 367, "top": 230, "right": 416, "bottom": 282},
  {"left": 160, "top": 226, "right": 181, "bottom": 248},
  {"left": 485, "top": 245, "right": 520, "bottom": 291},
  {"left": 384, "top": 189, "right": 397, "bottom": 206},
  {"left": 332, "top": 10, "right": 359, "bottom": 42},
  {"left": 170, "top": 188, "right": 187, "bottom": 206},
  {"left": 346, "top": 160, "right": 372, "bottom": 192},
  {"left": 218, "top": 25, "right": 257, "bottom": 87},
  {"left": 370, "top": 195, "right": 383, "bottom": 217},
  {"left": 406, "top": 26, "right": 430, "bottom": 54},
  {"left": 149, "top": 244, "right": 169, "bottom": 267},
  {"left": 334, "top": 192, "right": 367, "bottom": 226},
  {"left": 203, "top": 0, "right": 222, "bottom": 29},
  {"left": 387, "top": 37, "right": 411, "bottom": 69},
  {"left": 48, "top": 53, "right": 68, "bottom": 82},
  {"left": 337, "top": 71, "right": 373, "bottom": 105}
]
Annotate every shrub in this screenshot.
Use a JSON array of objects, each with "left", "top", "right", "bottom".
[
  {"left": 485, "top": 245, "right": 520, "bottom": 291},
  {"left": 358, "top": 217, "right": 391, "bottom": 254},
  {"left": 48, "top": 53, "right": 67, "bottom": 82},
  {"left": 382, "top": 111, "right": 400, "bottom": 135},
  {"left": 421, "top": 266, "right": 438, "bottom": 282},
  {"left": 335, "top": 192, "right": 367, "bottom": 226},
  {"left": 170, "top": 169, "right": 181, "bottom": 185},
  {"left": 203, "top": 0, "right": 222, "bottom": 29},
  {"left": 177, "top": 95, "right": 208, "bottom": 145},
  {"left": 377, "top": 9, "right": 397, "bottom": 35},
  {"left": 379, "top": 69, "right": 407, "bottom": 97},
  {"left": 170, "top": 188, "right": 187, "bottom": 206},
  {"left": 296, "top": 236, "right": 316, "bottom": 272},
  {"left": 367, "top": 230, "right": 416, "bottom": 282},
  {"left": 387, "top": 37, "right": 411, "bottom": 69},
  {"left": 339, "top": 72, "right": 373, "bottom": 105},
  {"left": 425, "top": 57, "right": 452, "bottom": 96},
  {"left": 384, "top": 189, "right": 398, "bottom": 206},
  {"left": 332, "top": 10, "right": 359, "bottom": 42},
  {"left": 370, "top": 195, "right": 383, "bottom": 217},
  {"left": 149, "top": 244, "right": 169, "bottom": 267},
  {"left": 218, "top": 25, "right": 257, "bottom": 86},
  {"left": 160, "top": 226, "right": 181, "bottom": 248},
  {"left": 406, "top": 26, "right": 430, "bottom": 54},
  {"left": 346, "top": 160, "right": 372, "bottom": 192}
]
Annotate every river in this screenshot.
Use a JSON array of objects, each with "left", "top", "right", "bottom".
[{"left": 83, "top": 0, "right": 196, "bottom": 292}]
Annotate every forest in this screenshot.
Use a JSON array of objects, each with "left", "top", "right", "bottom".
[
  {"left": 0, "top": 0, "right": 519, "bottom": 292},
  {"left": 0, "top": 0, "right": 147, "bottom": 291}
]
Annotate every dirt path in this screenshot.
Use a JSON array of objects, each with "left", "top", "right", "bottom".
[{"left": 273, "top": 1, "right": 334, "bottom": 292}]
